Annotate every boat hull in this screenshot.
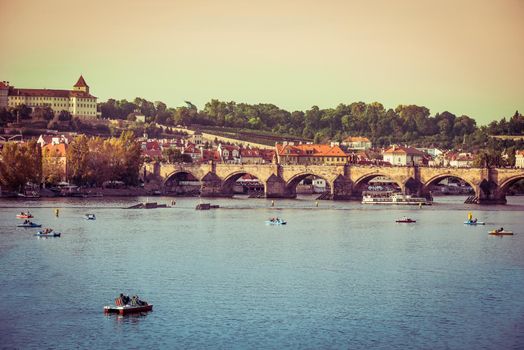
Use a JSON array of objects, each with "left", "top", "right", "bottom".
[
  {"left": 396, "top": 220, "right": 416, "bottom": 223},
  {"left": 16, "top": 215, "right": 33, "bottom": 219},
  {"left": 464, "top": 221, "right": 485, "bottom": 225},
  {"left": 34, "top": 232, "right": 61, "bottom": 237},
  {"left": 265, "top": 220, "right": 287, "bottom": 225},
  {"left": 17, "top": 224, "right": 42, "bottom": 228},
  {"left": 104, "top": 304, "right": 153, "bottom": 315},
  {"left": 489, "top": 231, "right": 513, "bottom": 236}
]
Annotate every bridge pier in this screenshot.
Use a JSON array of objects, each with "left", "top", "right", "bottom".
[
  {"left": 265, "top": 174, "right": 295, "bottom": 198},
  {"left": 332, "top": 175, "right": 353, "bottom": 200},
  {"left": 477, "top": 181, "right": 507, "bottom": 204},
  {"left": 200, "top": 172, "right": 229, "bottom": 197}
]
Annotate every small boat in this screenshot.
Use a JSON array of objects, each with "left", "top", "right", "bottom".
[
  {"left": 195, "top": 203, "right": 219, "bottom": 210},
  {"left": 16, "top": 213, "right": 33, "bottom": 219},
  {"left": 362, "top": 192, "right": 432, "bottom": 205},
  {"left": 17, "top": 222, "right": 42, "bottom": 228},
  {"left": 489, "top": 230, "right": 513, "bottom": 236},
  {"left": 464, "top": 220, "right": 485, "bottom": 225},
  {"left": 104, "top": 304, "right": 153, "bottom": 315},
  {"left": 396, "top": 217, "right": 416, "bottom": 223},
  {"left": 85, "top": 214, "right": 96, "bottom": 220},
  {"left": 104, "top": 296, "right": 153, "bottom": 315},
  {"left": 34, "top": 230, "right": 61, "bottom": 237},
  {"left": 265, "top": 218, "right": 287, "bottom": 225}
]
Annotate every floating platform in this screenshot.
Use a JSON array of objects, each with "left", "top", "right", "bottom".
[
  {"left": 125, "top": 202, "right": 169, "bottom": 209},
  {"left": 195, "top": 203, "right": 220, "bottom": 210}
]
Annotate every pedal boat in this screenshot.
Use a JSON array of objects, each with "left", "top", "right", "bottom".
[
  {"left": 464, "top": 220, "right": 485, "bottom": 225},
  {"left": 104, "top": 304, "right": 153, "bottom": 315},
  {"left": 85, "top": 214, "right": 96, "bottom": 220},
  {"left": 34, "top": 230, "right": 61, "bottom": 237},
  {"left": 489, "top": 230, "right": 513, "bottom": 236},
  {"left": 265, "top": 219, "right": 287, "bottom": 225},
  {"left": 16, "top": 214, "right": 33, "bottom": 219},
  {"left": 17, "top": 222, "right": 42, "bottom": 228}
]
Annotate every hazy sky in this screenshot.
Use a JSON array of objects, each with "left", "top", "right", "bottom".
[{"left": 1, "top": 0, "right": 523, "bottom": 124}]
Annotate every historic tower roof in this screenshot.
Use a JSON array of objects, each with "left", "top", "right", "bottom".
[{"left": 73, "top": 75, "right": 88, "bottom": 88}]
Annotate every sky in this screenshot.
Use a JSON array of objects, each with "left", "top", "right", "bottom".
[{"left": 0, "top": 0, "right": 523, "bottom": 125}]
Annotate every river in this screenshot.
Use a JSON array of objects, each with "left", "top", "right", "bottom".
[{"left": 1, "top": 195, "right": 523, "bottom": 349}]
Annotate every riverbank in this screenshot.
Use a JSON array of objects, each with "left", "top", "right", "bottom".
[{"left": 0, "top": 187, "right": 155, "bottom": 198}]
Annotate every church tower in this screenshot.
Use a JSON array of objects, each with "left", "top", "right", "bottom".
[{"left": 73, "top": 75, "right": 89, "bottom": 94}]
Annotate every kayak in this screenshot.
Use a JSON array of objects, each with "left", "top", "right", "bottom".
[
  {"left": 489, "top": 230, "right": 513, "bottom": 236},
  {"left": 17, "top": 223, "right": 42, "bottom": 228},
  {"left": 16, "top": 214, "right": 33, "bottom": 219},
  {"left": 265, "top": 220, "right": 287, "bottom": 225},
  {"left": 34, "top": 231, "right": 61, "bottom": 237},
  {"left": 464, "top": 220, "right": 485, "bottom": 225},
  {"left": 104, "top": 304, "right": 153, "bottom": 315}
]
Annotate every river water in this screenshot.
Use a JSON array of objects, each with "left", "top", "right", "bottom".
[{"left": 0, "top": 195, "right": 523, "bottom": 349}]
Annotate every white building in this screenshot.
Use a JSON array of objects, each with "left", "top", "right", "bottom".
[
  {"left": 449, "top": 153, "right": 474, "bottom": 168},
  {"left": 516, "top": 150, "right": 524, "bottom": 168},
  {"left": 6, "top": 76, "right": 98, "bottom": 119},
  {"left": 417, "top": 147, "right": 443, "bottom": 157},
  {"left": 382, "top": 145, "right": 426, "bottom": 166},
  {"left": 341, "top": 136, "right": 372, "bottom": 150}
]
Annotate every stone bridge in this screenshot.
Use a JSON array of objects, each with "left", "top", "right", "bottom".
[{"left": 143, "top": 162, "right": 524, "bottom": 204}]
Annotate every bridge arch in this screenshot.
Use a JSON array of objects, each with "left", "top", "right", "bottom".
[
  {"left": 498, "top": 175, "right": 524, "bottom": 197},
  {"left": 422, "top": 174, "right": 478, "bottom": 198},
  {"left": 286, "top": 172, "right": 332, "bottom": 197},
  {"left": 352, "top": 173, "right": 404, "bottom": 196},
  {"left": 221, "top": 171, "right": 265, "bottom": 196},
  {"left": 164, "top": 170, "right": 201, "bottom": 196}
]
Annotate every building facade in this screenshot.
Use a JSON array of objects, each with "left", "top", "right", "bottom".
[
  {"left": 275, "top": 143, "right": 349, "bottom": 165},
  {"left": 341, "top": 136, "right": 372, "bottom": 150},
  {"left": 516, "top": 150, "right": 524, "bottom": 168},
  {"left": 6, "top": 76, "right": 98, "bottom": 119},
  {"left": 382, "top": 145, "right": 426, "bottom": 166},
  {"left": 0, "top": 81, "right": 8, "bottom": 109}
]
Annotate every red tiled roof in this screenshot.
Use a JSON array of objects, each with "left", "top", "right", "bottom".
[
  {"left": 9, "top": 88, "right": 95, "bottom": 99},
  {"left": 74, "top": 75, "right": 88, "bottom": 88},
  {"left": 184, "top": 145, "right": 200, "bottom": 154},
  {"left": 276, "top": 143, "right": 347, "bottom": 157},
  {"left": 259, "top": 149, "right": 275, "bottom": 162},
  {"left": 146, "top": 141, "right": 161, "bottom": 151},
  {"left": 39, "top": 135, "right": 54, "bottom": 145},
  {"left": 220, "top": 144, "right": 239, "bottom": 151},
  {"left": 142, "top": 149, "right": 162, "bottom": 158},
  {"left": 202, "top": 149, "right": 220, "bottom": 162},
  {"left": 383, "top": 146, "right": 425, "bottom": 156},
  {"left": 0, "top": 81, "right": 8, "bottom": 89}
]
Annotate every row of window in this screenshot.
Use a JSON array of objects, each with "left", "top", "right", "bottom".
[
  {"left": 10, "top": 96, "right": 95, "bottom": 102},
  {"left": 8, "top": 101, "right": 96, "bottom": 108}
]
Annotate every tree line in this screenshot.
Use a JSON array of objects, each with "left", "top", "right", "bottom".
[
  {"left": 97, "top": 98, "right": 523, "bottom": 149},
  {"left": 0, "top": 131, "right": 142, "bottom": 191}
]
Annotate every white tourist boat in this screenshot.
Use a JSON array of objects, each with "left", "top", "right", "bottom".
[{"left": 362, "top": 192, "right": 432, "bottom": 205}]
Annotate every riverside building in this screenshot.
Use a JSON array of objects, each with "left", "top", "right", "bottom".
[{"left": 4, "top": 76, "right": 98, "bottom": 119}]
